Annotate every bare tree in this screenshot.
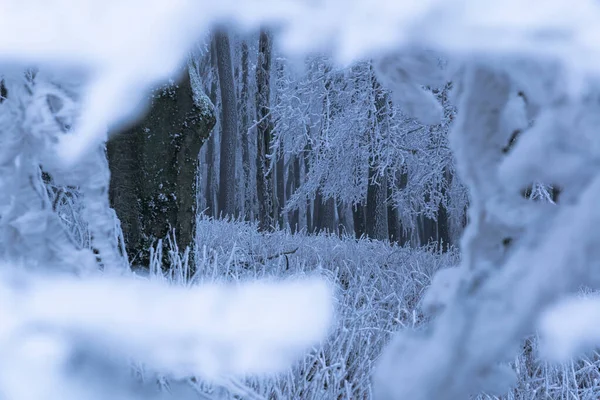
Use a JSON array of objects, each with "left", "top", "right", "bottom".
[
  {"left": 255, "top": 29, "right": 275, "bottom": 229},
  {"left": 214, "top": 29, "right": 239, "bottom": 217},
  {"left": 239, "top": 40, "right": 253, "bottom": 220},
  {"left": 366, "top": 78, "right": 389, "bottom": 240}
]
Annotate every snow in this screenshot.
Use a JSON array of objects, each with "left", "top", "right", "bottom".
[
  {"left": 0, "top": 270, "right": 332, "bottom": 393},
  {"left": 539, "top": 295, "right": 600, "bottom": 362},
  {"left": 2, "top": 0, "right": 600, "bottom": 163}
]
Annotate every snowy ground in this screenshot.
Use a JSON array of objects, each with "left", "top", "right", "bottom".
[{"left": 135, "top": 216, "right": 600, "bottom": 399}]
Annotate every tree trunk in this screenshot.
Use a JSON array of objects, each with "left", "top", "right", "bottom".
[
  {"left": 214, "top": 30, "right": 239, "bottom": 218},
  {"left": 274, "top": 61, "right": 286, "bottom": 228},
  {"left": 288, "top": 155, "right": 301, "bottom": 232},
  {"left": 204, "top": 41, "right": 220, "bottom": 219},
  {"left": 387, "top": 200, "right": 400, "bottom": 243},
  {"left": 315, "top": 193, "right": 336, "bottom": 233},
  {"left": 437, "top": 201, "right": 451, "bottom": 251},
  {"left": 276, "top": 146, "right": 285, "bottom": 228},
  {"left": 107, "top": 68, "right": 216, "bottom": 266},
  {"left": 338, "top": 203, "right": 353, "bottom": 236},
  {"left": 205, "top": 137, "right": 216, "bottom": 218},
  {"left": 365, "top": 76, "right": 389, "bottom": 241},
  {"left": 255, "top": 29, "right": 274, "bottom": 230},
  {"left": 366, "top": 168, "right": 389, "bottom": 240},
  {"left": 313, "top": 190, "right": 321, "bottom": 232},
  {"left": 353, "top": 203, "right": 366, "bottom": 238},
  {"left": 239, "top": 40, "right": 252, "bottom": 220}
]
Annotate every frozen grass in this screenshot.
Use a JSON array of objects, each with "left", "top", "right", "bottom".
[
  {"left": 147, "top": 215, "right": 458, "bottom": 399},
  {"left": 475, "top": 334, "right": 600, "bottom": 400},
  {"left": 53, "top": 203, "right": 600, "bottom": 399},
  {"left": 143, "top": 216, "right": 600, "bottom": 399}
]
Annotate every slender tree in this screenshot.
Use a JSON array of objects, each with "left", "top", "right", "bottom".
[
  {"left": 274, "top": 61, "right": 286, "bottom": 228},
  {"left": 239, "top": 40, "right": 253, "bottom": 220},
  {"left": 204, "top": 40, "right": 219, "bottom": 218},
  {"left": 365, "top": 77, "right": 389, "bottom": 240},
  {"left": 214, "top": 29, "right": 239, "bottom": 217},
  {"left": 255, "top": 29, "right": 275, "bottom": 229}
]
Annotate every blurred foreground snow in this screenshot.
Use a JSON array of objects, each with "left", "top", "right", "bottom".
[
  {"left": 0, "top": 271, "right": 331, "bottom": 399},
  {"left": 539, "top": 295, "right": 600, "bottom": 363},
  {"left": 2, "top": 0, "right": 600, "bottom": 162}
]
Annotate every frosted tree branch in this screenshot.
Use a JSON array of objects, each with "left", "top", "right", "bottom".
[
  {"left": 0, "top": 272, "right": 332, "bottom": 398},
  {"left": 374, "top": 62, "right": 600, "bottom": 399}
]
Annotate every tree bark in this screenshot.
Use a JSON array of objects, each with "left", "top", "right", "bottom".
[
  {"left": 387, "top": 196, "right": 400, "bottom": 243},
  {"left": 303, "top": 143, "right": 313, "bottom": 233},
  {"left": 365, "top": 76, "right": 389, "bottom": 240},
  {"left": 205, "top": 41, "right": 219, "bottom": 218},
  {"left": 353, "top": 202, "right": 366, "bottom": 238},
  {"left": 214, "top": 30, "right": 239, "bottom": 218},
  {"left": 255, "top": 29, "right": 275, "bottom": 230},
  {"left": 107, "top": 68, "right": 216, "bottom": 266},
  {"left": 287, "top": 155, "right": 301, "bottom": 232},
  {"left": 315, "top": 193, "right": 336, "bottom": 233},
  {"left": 239, "top": 40, "right": 252, "bottom": 220},
  {"left": 338, "top": 202, "right": 353, "bottom": 236},
  {"left": 276, "top": 146, "right": 285, "bottom": 228},
  {"left": 274, "top": 62, "right": 286, "bottom": 228},
  {"left": 366, "top": 168, "right": 389, "bottom": 240}
]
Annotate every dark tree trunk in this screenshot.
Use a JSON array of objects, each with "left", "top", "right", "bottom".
[
  {"left": 315, "top": 193, "right": 336, "bottom": 233},
  {"left": 214, "top": 30, "right": 239, "bottom": 218},
  {"left": 255, "top": 29, "right": 274, "bottom": 230},
  {"left": 205, "top": 41, "right": 219, "bottom": 219},
  {"left": 306, "top": 199, "right": 313, "bottom": 233},
  {"left": 436, "top": 166, "right": 452, "bottom": 250},
  {"left": 387, "top": 201, "right": 399, "bottom": 243},
  {"left": 205, "top": 136, "right": 216, "bottom": 218},
  {"left": 366, "top": 168, "right": 389, "bottom": 240},
  {"left": 239, "top": 40, "right": 252, "bottom": 220},
  {"left": 388, "top": 171, "right": 409, "bottom": 245},
  {"left": 418, "top": 215, "right": 435, "bottom": 247},
  {"left": 417, "top": 209, "right": 450, "bottom": 251},
  {"left": 338, "top": 203, "right": 353, "bottom": 236},
  {"left": 365, "top": 76, "right": 389, "bottom": 241},
  {"left": 107, "top": 68, "right": 216, "bottom": 266},
  {"left": 293, "top": 156, "right": 301, "bottom": 231},
  {"left": 276, "top": 146, "right": 285, "bottom": 228},
  {"left": 325, "top": 198, "right": 337, "bottom": 234},
  {"left": 274, "top": 62, "right": 286, "bottom": 228},
  {"left": 437, "top": 202, "right": 451, "bottom": 251},
  {"left": 301, "top": 137, "right": 314, "bottom": 233},
  {"left": 313, "top": 191, "right": 321, "bottom": 232},
  {"left": 393, "top": 170, "right": 411, "bottom": 245},
  {"left": 287, "top": 155, "right": 300, "bottom": 232},
  {"left": 353, "top": 203, "right": 366, "bottom": 239}
]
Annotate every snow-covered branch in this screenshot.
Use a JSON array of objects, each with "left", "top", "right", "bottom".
[
  {"left": 375, "top": 61, "right": 600, "bottom": 398},
  {"left": 0, "top": 271, "right": 332, "bottom": 398}
]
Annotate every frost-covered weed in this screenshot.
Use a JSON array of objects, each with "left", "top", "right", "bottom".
[
  {"left": 138, "top": 216, "right": 600, "bottom": 399},
  {"left": 142, "top": 215, "right": 457, "bottom": 398}
]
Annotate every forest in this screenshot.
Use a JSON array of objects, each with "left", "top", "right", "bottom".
[
  {"left": 107, "top": 30, "right": 465, "bottom": 270},
  {"left": 1, "top": 1, "right": 600, "bottom": 399}
]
